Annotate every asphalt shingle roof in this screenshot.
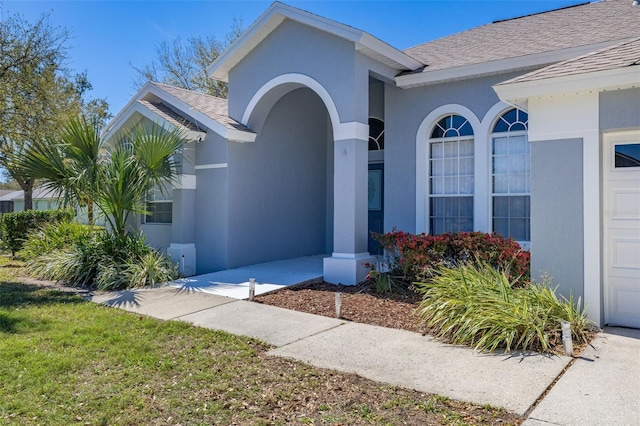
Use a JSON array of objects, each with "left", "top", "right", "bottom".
[
  {"left": 501, "top": 37, "right": 640, "bottom": 84},
  {"left": 404, "top": 0, "right": 640, "bottom": 73},
  {"left": 137, "top": 100, "right": 202, "bottom": 132},
  {"left": 151, "top": 83, "right": 252, "bottom": 133}
]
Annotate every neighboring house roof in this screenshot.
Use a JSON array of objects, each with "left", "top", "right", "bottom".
[
  {"left": 501, "top": 37, "right": 640, "bottom": 84},
  {"left": 207, "top": 1, "right": 423, "bottom": 82},
  {"left": 398, "top": 0, "right": 640, "bottom": 87},
  {"left": 0, "top": 187, "right": 60, "bottom": 202}
]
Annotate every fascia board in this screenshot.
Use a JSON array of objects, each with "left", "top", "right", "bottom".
[
  {"left": 356, "top": 33, "right": 423, "bottom": 70},
  {"left": 102, "top": 81, "right": 154, "bottom": 140},
  {"left": 145, "top": 85, "right": 256, "bottom": 143},
  {"left": 208, "top": 2, "right": 422, "bottom": 81},
  {"left": 493, "top": 66, "right": 640, "bottom": 103},
  {"left": 396, "top": 40, "right": 629, "bottom": 89}
]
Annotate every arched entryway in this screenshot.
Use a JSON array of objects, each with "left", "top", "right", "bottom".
[{"left": 226, "top": 86, "right": 334, "bottom": 266}]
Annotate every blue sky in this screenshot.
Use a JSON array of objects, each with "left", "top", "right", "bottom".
[{"left": 2, "top": 0, "right": 582, "bottom": 116}]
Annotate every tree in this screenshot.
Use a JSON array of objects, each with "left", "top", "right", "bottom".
[
  {"left": 131, "top": 18, "right": 243, "bottom": 98},
  {"left": 0, "top": 12, "right": 110, "bottom": 209},
  {"left": 21, "top": 114, "right": 186, "bottom": 237}
]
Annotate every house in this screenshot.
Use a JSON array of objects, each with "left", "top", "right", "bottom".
[
  {"left": 0, "top": 187, "right": 62, "bottom": 213},
  {"left": 104, "top": 0, "right": 640, "bottom": 328}
]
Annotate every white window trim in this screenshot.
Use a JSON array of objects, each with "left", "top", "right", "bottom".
[{"left": 416, "top": 105, "right": 481, "bottom": 234}]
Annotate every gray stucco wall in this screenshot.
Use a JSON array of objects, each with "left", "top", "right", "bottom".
[
  {"left": 194, "top": 132, "right": 229, "bottom": 273},
  {"left": 141, "top": 223, "right": 172, "bottom": 252},
  {"left": 600, "top": 88, "right": 640, "bottom": 131},
  {"left": 228, "top": 19, "right": 392, "bottom": 125},
  {"left": 383, "top": 71, "right": 534, "bottom": 233},
  {"left": 226, "top": 88, "right": 331, "bottom": 268},
  {"left": 530, "top": 138, "right": 584, "bottom": 299}
]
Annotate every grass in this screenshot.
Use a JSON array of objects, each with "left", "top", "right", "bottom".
[{"left": 0, "top": 256, "right": 521, "bottom": 425}]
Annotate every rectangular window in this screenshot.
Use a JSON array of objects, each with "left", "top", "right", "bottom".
[
  {"left": 144, "top": 183, "right": 172, "bottom": 224},
  {"left": 492, "top": 134, "right": 530, "bottom": 242},
  {"left": 429, "top": 137, "right": 474, "bottom": 234},
  {"left": 615, "top": 143, "right": 640, "bottom": 168}
]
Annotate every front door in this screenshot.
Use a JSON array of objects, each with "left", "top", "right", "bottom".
[
  {"left": 604, "top": 132, "right": 640, "bottom": 328},
  {"left": 368, "top": 163, "right": 384, "bottom": 255}
]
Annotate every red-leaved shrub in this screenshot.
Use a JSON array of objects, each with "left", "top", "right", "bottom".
[{"left": 373, "top": 229, "right": 530, "bottom": 286}]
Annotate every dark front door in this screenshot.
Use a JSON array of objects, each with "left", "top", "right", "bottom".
[{"left": 368, "top": 163, "right": 384, "bottom": 255}]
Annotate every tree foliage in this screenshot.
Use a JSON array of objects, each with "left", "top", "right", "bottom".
[
  {"left": 0, "top": 12, "right": 110, "bottom": 209},
  {"left": 131, "top": 18, "right": 243, "bottom": 98}
]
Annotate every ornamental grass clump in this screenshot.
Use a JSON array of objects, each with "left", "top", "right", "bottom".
[{"left": 416, "top": 263, "right": 597, "bottom": 354}]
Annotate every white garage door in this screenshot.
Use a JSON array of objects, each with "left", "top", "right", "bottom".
[{"left": 604, "top": 131, "right": 640, "bottom": 328}]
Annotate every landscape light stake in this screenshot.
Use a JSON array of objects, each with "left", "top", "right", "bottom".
[
  {"left": 335, "top": 292, "right": 342, "bottom": 319},
  {"left": 561, "top": 321, "right": 574, "bottom": 357},
  {"left": 249, "top": 278, "right": 256, "bottom": 301}
]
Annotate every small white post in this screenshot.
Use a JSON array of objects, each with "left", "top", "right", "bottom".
[
  {"left": 335, "top": 292, "right": 342, "bottom": 319},
  {"left": 561, "top": 321, "right": 573, "bottom": 357},
  {"left": 249, "top": 278, "right": 256, "bottom": 301}
]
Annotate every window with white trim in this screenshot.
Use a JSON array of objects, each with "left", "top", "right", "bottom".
[
  {"left": 429, "top": 114, "right": 474, "bottom": 234},
  {"left": 144, "top": 182, "right": 172, "bottom": 224},
  {"left": 491, "top": 108, "right": 529, "bottom": 242}
]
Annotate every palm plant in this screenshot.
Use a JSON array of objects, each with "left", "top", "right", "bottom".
[{"left": 20, "top": 114, "right": 186, "bottom": 236}]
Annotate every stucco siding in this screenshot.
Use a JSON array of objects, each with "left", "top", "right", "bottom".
[
  {"left": 141, "top": 224, "right": 172, "bottom": 252},
  {"left": 228, "top": 19, "right": 362, "bottom": 124},
  {"left": 600, "top": 88, "right": 640, "bottom": 131},
  {"left": 384, "top": 72, "right": 526, "bottom": 233},
  {"left": 194, "top": 167, "right": 229, "bottom": 273},
  {"left": 226, "top": 88, "right": 330, "bottom": 268},
  {"left": 530, "top": 138, "right": 584, "bottom": 299}
]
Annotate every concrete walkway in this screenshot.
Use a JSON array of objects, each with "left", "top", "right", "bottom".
[
  {"left": 88, "top": 286, "right": 640, "bottom": 425},
  {"left": 168, "top": 255, "right": 325, "bottom": 299}
]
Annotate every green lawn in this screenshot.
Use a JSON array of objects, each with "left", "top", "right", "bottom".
[{"left": 0, "top": 258, "right": 521, "bottom": 425}]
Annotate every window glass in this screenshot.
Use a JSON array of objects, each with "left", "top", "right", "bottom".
[
  {"left": 429, "top": 115, "right": 474, "bottom": 234},
  {"left": 615, "top": 143, "right": 640, "bottom": 168},
  {"left": 145, "top": 181, "right": 172, "bottom": 224},
  {"left": 491, "top": 109, "right": 530, "bottom": 242},
  {"left": 368, "top": 118, "right": 384, "bottom": 151}
]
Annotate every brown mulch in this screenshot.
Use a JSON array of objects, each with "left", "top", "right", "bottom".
[
  {"left": 257, "top": 280, "right": 429, "bottom": 334},
  {"left": 256, "top": 280, "right": 597, "bottom": 357}
]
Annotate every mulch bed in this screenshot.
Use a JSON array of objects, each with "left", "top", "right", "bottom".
[{"left": 256, "top": 281, "right": 429, "bottom": 334}]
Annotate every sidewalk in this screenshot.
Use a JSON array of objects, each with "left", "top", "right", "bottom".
[{"left": 88, "top": 285, "right": 640, "bottom": 425}]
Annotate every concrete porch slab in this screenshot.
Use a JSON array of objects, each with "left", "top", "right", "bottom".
[
  {"left": 178, "top": 300, "right": 344, "bottom": 347},
  {"left": 269, "top": 321, "right": 572, "bottom": 416},
  {"left": 169, "top": 254, "right": 326, "bottom": 299},
  {"left": 87, "top": 286, "right": 234, "bottom": 320}
]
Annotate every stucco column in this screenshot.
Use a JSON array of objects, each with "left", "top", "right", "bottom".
[{"left": 323, "top": 136, "right": 375, "bottom": 285}]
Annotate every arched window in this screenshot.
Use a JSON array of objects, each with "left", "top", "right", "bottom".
[
  {"left": 368, "top": 117, "right": 384, "bottom": 151},
  {"left": 491, "top": 108, "right": 529, "bottom": 243},
  {"left": 429, "top": 114, "right": 474, "bottom": 235}
]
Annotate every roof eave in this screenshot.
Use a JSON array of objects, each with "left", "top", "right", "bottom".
[
  {"left": 396, "top": 39, "right": 629, "bottom": 89},
  {"left": 207, "top": 2, "right": 422, "bottom": 82},
  {"left": 103, "top": 83, "right": 256, "bottom": 144},
  {"left": 493, "top": 65, "right": 640, "bottom": 108}
]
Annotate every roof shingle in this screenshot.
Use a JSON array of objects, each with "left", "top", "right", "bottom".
[
  {"left": 151, "top": 83, "right": 252, "bottom": 133},
  {"left": 500, "top": 37, "right": 640, "bottom": 84},
  {"left": 404, "top": 0, "right": 640, "bottom": 73}
]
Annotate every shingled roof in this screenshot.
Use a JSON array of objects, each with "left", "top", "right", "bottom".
[
  {"left": 403, "top": 0, "right": 640, "bottom": 74},
  {"left": 137, "top": 99, "right": 202, "bottom": 132},
  {"left": 501, "top": 37, "right": 640, "bottom": 84},
  {"left": 151, "top": 83, "right": 252, "bottom": 133}
]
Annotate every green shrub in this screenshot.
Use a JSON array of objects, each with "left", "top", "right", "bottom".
[
  {"left": 21, "top": 221, "right": 97, "bottom": 261},
  {"left": 415, "top": 263, "right": 597, "bottom": 354},
  {"left": 26, "top": 229, "right": 179, "bottom": 290},
  {"left": 374, "top": 229, "right": 530, "bottom": 286},
  {"left": 1, "top": 209, "right": 74, "bottom": 255}
]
